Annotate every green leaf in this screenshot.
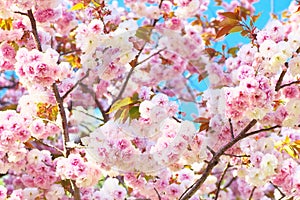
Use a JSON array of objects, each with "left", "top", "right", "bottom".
[
  {"left": 129, "top": 106, "right": 140, "bottom": 120},
  {"left": 135, "top": 25, "right": 153, "bottom": 42},
  {"left": 120, "top": 108, "right": 129, "bottom": 123},
  {"left": 228, "top": 47, "right": 239, "bottom": 57},
  {"left": 69, "top": 2, "right": 85, "bottom": 11},
  {"left": 108, "top": 97, "right": 133, "bottom": 114}
]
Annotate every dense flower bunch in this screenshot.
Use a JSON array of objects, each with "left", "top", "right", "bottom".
[{"left": 1, "top": 0, "right": 300, "bottom": 199}]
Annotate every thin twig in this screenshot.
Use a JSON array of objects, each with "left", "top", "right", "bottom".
[
  {"left": 14, "top": 11, "right": 28, "bottom": 16},
  {"left": 27, "top": 9, "right": 42, "bottom": 51},
  {"left": 229, "top": 118, "right": 234, "bottom": 139},
  {"left": 179, "top": 121, "right": 280, "bottom": 200},
  {"left": 179, "top": 119, "right": 259, "bottom": 200},
  {"left": 275, "top": 62, "right": 288, "bottom": 91},
  {"left": 112, "top": 66, "right": 135, "bottom": 105},
  {"left": 185, "top": 82, "right": 196, "bottom": 102},
  {"left": 222, "top": 177, "right": 237, "bottom": 190},
  {"left": 62, "top": 69, "right": 90, "bottom": 100},
  {"left": 72, "top": 107, "right": 104, "bottom": 121},
  {"left": 52, "top": 83, "right": 69, "bottom": 156},
  {"left": 245, "top": 125, "right": 281, "bottom": 137},
  {"left": 154, "top": 188, "right": 162, "bottom": 200},
  {"left": 33, "top": 138, "right": 64, "bottom": 156},
  {"left": 248, "top": 186, "right": 256, "bottom": 200},
  {"left": 207, "top": 146, "right": 216, "bottom": 156},
  {"left": 0, "top": 82, "right": 18, "bottom": 90},
  {"left": 270, "top": 182, "right": 286, "bottom": 200},
  {"left": 214, "top": 162, "right": 231, "bottom": 200},
  {"left": 136, "top": 47, "right": 166, "bottom": 65},
  {"left": 79, "top": 83, "right": 109, "bottom": 122},
  {"left": 223, "top": 153, "right": 250, "bottom": 158},
  {"left": 110, "top": 0, "right": 164, "bottom": 106},
  {"left": 279, "top": 80, "right": 300, "bottom": 90},
  {"left": 59, "top": 49, "right": 81, "bottom": 57}
]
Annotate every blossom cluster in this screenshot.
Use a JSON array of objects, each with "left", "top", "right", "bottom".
[{"left": 2, "top": 0, "right": 300, "bottom": 199}]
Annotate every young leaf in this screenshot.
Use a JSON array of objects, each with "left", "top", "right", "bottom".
[
  {"left": 252, "top": 13, "right": 261, "bottom": 23},
  {"left": 228, "top": 47, "right": 239, "bottom": 57},
  {"left": 219, "top": 12, "right": 239, "bottom": 20},
  {"left": 216, "top": 25, "right": 235, "bottom": 39},
  {"left": 204, "top": 48, "right": 217, "bottom": 58},
  {"left": 194, "top": 117, "right": 210, "bottom": 123},
  {"left": 229, "top": 25, "right": 243, "bottom": 33},
  {"left": 70, "top": 2, "right": 86, "bottom": 11},
  {"left": 129, "top": 106, "right": 140, "bottom": 120},
  {"left": 108, "top": 97, "right": 133, "bottom": 114},
  {"left": 135, "top": 25, "right": 154, "bottom": 42}
]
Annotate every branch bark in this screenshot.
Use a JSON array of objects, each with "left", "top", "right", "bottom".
[{"left": 179, "top": 120, "right": 280, "bottom": 200}]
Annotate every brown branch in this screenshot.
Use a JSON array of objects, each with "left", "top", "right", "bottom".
[
  {"left": 62, "top": 69, "right": 90, "bottom": 100},
  {"left": 270, "top": 182, "right": 286, "bottom": 200},
  {"left": 222, "top": 177, "right": 237, "bottom": 190},
  {"left": 214, "top": 162, "right": 231, "bottom": 200},
  {"left": 79, "top": 83, "right": 109, "bottom": 122},
  {"left": 26, "top": 7, "right": 80, "bottom": 200},
  {"left": 248, "top": 186, "right": 256, "bottom": 200},
  {"left": 33, "top": 137, "right": 64, "bottom": 156},
  {"left": 59, "top": 49, "right": 81, "bottom": 57},
  {"left": 279, "top": 80, "right": 300, "bottom": 90},
  {"left": 110, "top": 0, "right": 164, "bottom": 106},
  {"left": 245, "top": 125, "right": 281, "bottom": 137},
  {"left": 223, "top": 153, "right": 250, "bottom": 158},
  {"left": 14, "top": 11, "right": 28, "bottom": 16},
  {"left": 275, "top": 62, "right": 300, "bottom": 91},
  {"left": 207, "top": 146, "right": 216, "bottom": 156},
  {"left": 179, "top": 119, "right": 258, "bottom": 200},
  {"left": 154, "top": 188, "right": 162, "bottom": 200},
  {"left": 136, "top": 48, "right": 166, "bottom": 65},
  {"left": 0, "top": 82, "right": 18, "bottom": 90},
  {"left": 179, "top": 123, "right": 279, "bottom": 199},
  {"left": 275, "top": 62, "right": 288, "bottom": 91},
  {"left": 228, "top": 118, "right": 234, "bottom": 139},
  {"left": 112, "top": 66, "right": 135, "bottom": 105},
  {"left": 27, "top": 9, "right": 42, "bottom": 51},
  {"left": 52, "top": 83, "right": 69, "bottom": 155}
]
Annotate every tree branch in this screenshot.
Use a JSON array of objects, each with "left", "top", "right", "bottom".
[
  {"left": 27, "top": 9, "right": 42, "bottom": 51},
  {"left": 180, "top": 120, "right": 280, "bottom": 200},
  {"left": 52, "top": 83, "right": 69, "bottom": 155},
  {"left": 279, "top": 80, "right": 300, "bottom": 90},
  {"left": 248, "top": 186, "right": 256, "bottom": 200},
  {"left": 154, "top": 188, "right": 162, "bottom": 200},
  {"left": 270, "top": 182, "right": 286, "bottom": 200},
  {"left": 214, "top": 162, "right": 231, "bottom": 200},
  {"left": 62, "top": 69, "right": 90, "bottom": 100},
  {"left": 229, "top": 118, "right": 234, "bottom": 139},
  {"left": 136, "top": 47, "right": 166, "bottom": 65},
  {"left": 179, "top": 119, "right": 259, "bottom": 200},
  {"left": 79, "top": 83, "right": 109, "bottom": 122}
]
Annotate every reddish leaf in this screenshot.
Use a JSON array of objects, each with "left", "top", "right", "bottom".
[
  {"left": 219, "top": 12, "right": 239, "bottom": 20},
  {"left": 199, "top": 122, "right": 209, "bottom": 132},
  {"left": 216, "top": 25, "right": 235, "bottom": 39},
  {"left": 194, "top": 117, "right": 210, "bottom": 123},
  {"left": 229, "top": 25, "right": 243, "bottom": 33},
  {"left": 219, "top": 18, "right": 239, "bottom": 27},
  {"left": 252, "top": 13, "right": 261, "bottom": 23},
  {"left": 198, "top": 71, "right": 208, "bottom": 82},
  {"left": 204, "top": 48, "right": 217, "bottom": 58}
]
